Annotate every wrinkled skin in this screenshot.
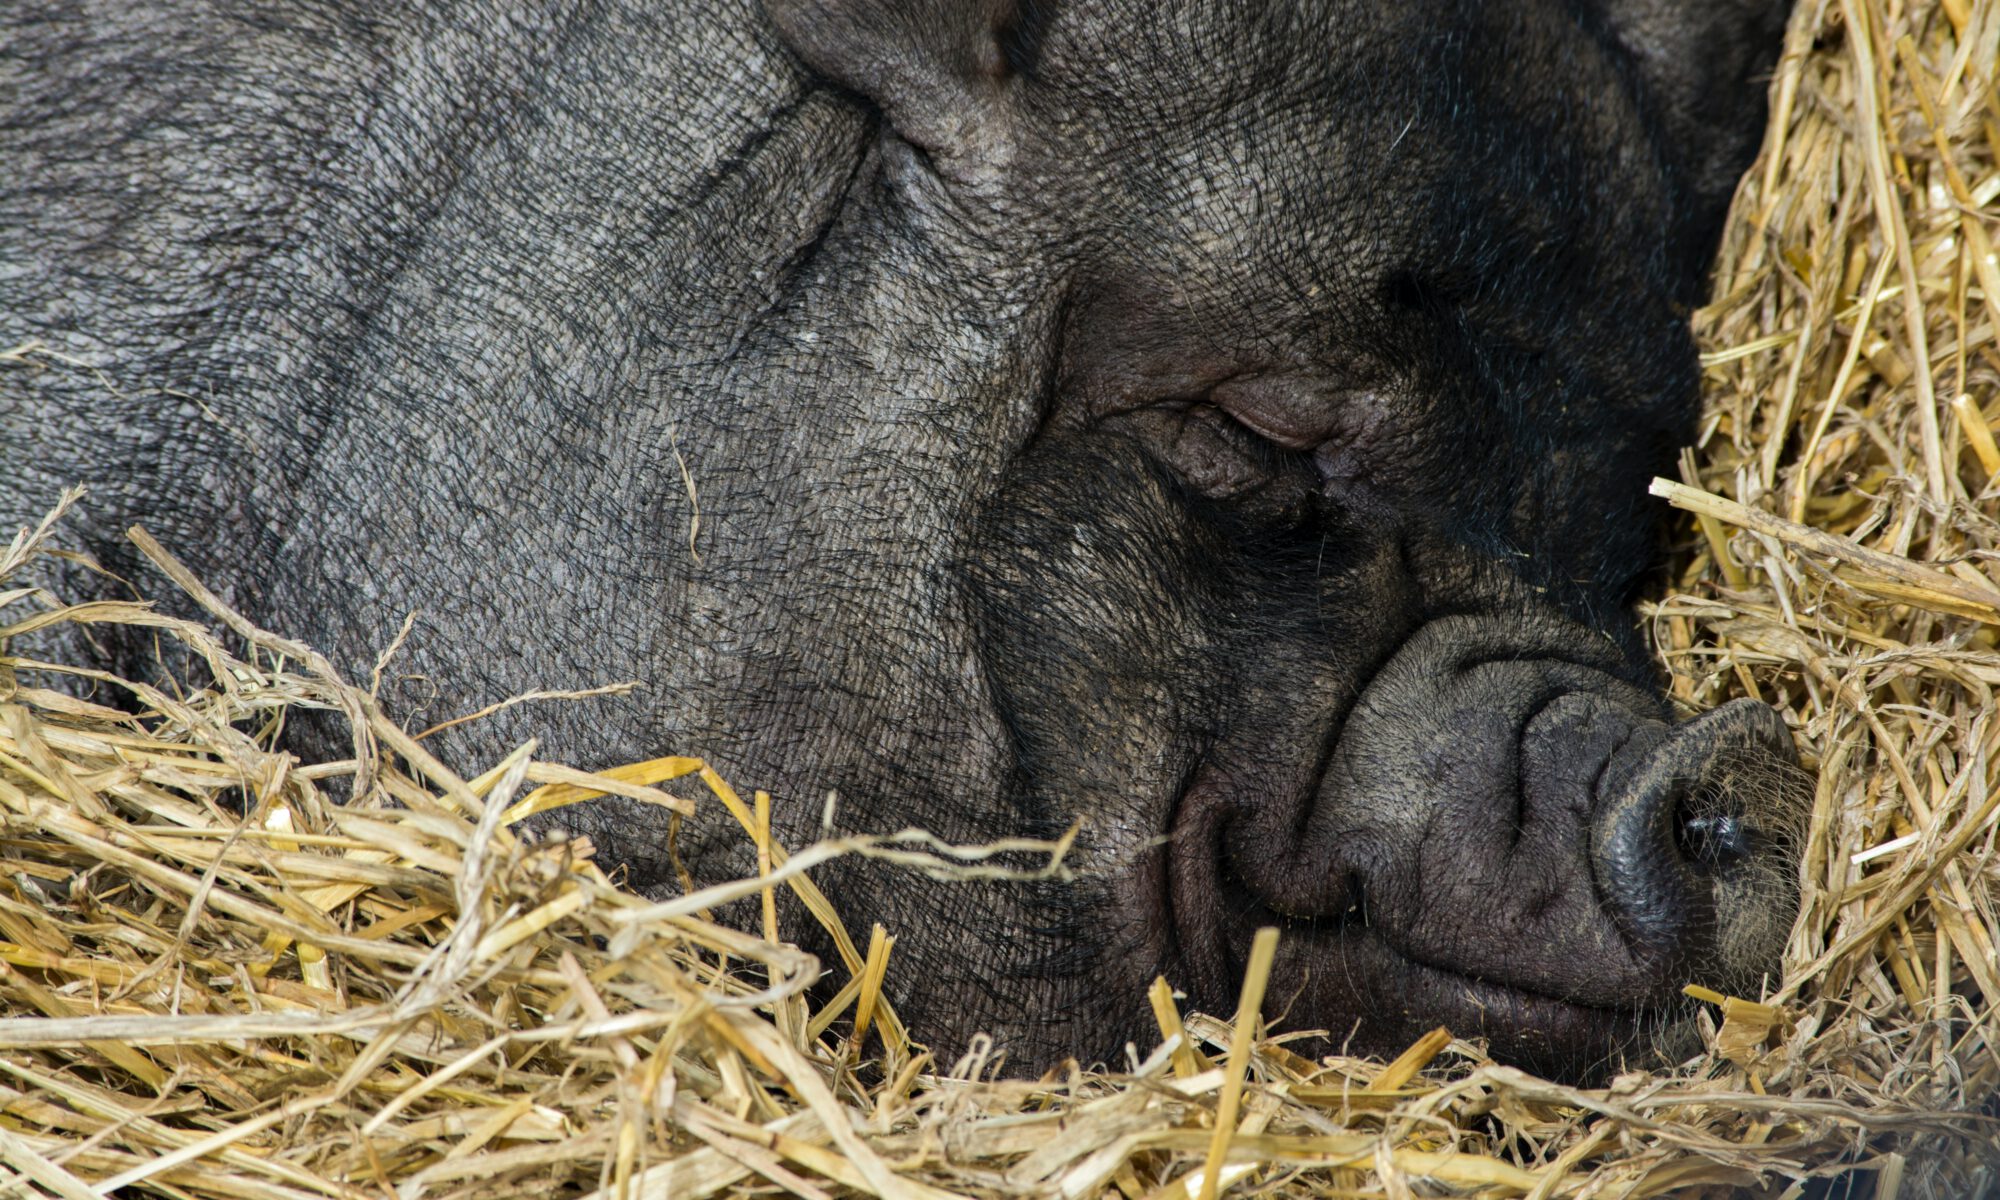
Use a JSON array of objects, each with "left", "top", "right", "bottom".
[{"left": 2, "top": 0, "right": 1809, "bottom": 1078}]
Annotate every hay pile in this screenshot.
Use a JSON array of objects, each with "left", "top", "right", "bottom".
[{"left": 1, "top": 0, "right": 1996, "bottom": 1195}]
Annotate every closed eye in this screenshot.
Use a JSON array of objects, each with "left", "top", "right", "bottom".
[{"left": 1110, "top": 401, "right": 1322, "bottom": 527}]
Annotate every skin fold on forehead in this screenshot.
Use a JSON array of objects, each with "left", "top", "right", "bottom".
[{"left": 784, "top": 0, "right": 1750, "bottom": 630}]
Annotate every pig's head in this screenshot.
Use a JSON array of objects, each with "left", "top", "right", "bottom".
[
  {"left": 577, "top": 0, "right": 1812, "bottom": 1080},
  {"left": 4, "top": 0, "right": 1809, "bottom": 1077}
]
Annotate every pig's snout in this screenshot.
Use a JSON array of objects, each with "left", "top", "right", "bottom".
[
  {"left": 1321, "top": 620, "right": 1812, "bottom": 1000},
  {"left": 1200, "top": 616, "right": 1811, "bottom": 1078}
]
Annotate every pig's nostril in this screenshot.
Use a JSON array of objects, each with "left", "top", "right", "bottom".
[{"left": 1678, "top": 810, "right": 1751, "bottom": 871}]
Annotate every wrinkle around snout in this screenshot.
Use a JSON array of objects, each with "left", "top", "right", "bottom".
[
  {"left": 1148, "top": 750, "right": 1665, "bottom": 1076},
  {"left": 1244, "top": 616, "right": 1705, "bottom": 1003}
]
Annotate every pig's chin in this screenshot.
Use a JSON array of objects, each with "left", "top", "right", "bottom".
[{"left": 1264, "top": 926, "right": 1649, "bottom": 1077}]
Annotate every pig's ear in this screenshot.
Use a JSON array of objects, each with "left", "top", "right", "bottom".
[
  {"left": 1588, "top": 0, "right": 1790, "bottom": 213},
  {"left": 764, "top": 0, "right": 1025, "bottom": 180}
]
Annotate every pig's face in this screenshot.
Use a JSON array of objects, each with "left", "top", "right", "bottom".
[{"left": 767, "top": 0, "right": 1808, "bottom": 1076}]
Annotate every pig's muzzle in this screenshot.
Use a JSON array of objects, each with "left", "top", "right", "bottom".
[{"left": 1188, "top": 614, "right": 1811, "bottom": 1077}]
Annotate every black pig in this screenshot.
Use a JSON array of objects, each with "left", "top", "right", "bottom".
[{"left": 1, "top": 0, "right": 1809, "bottom": 1077}]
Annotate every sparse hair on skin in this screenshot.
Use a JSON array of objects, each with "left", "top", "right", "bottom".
[{"left": 0, "top": 0, "right": 1996, "bottom": 1196}]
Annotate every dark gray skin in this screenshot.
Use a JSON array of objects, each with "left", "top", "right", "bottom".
[{"left": 3, "top": 0, "right": 1809, "bottom": 1079}]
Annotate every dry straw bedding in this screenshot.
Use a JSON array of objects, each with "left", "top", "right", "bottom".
[{"left": 1, "top": 0, "right": 1997, "bottom": 1195}]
